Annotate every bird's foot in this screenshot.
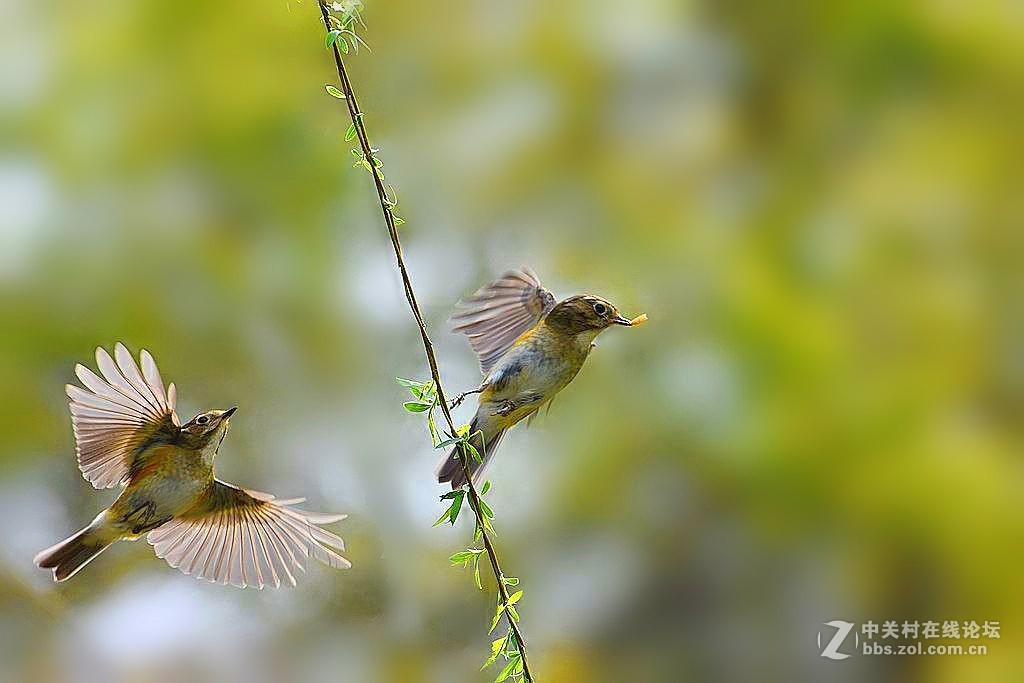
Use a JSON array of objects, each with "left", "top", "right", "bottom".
[{"left": 449, "top": 383, "right": 488, "bottom": 410}]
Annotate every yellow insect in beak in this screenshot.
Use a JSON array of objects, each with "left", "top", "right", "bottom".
[{"left": 613, "top": 313, "right": 648, "bottom": 326}]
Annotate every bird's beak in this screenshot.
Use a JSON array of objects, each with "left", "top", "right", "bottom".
[
  {"left": 612, "top": 314, "right": 634, "bottom": 326},
  {"left": 222, "top": 406, "right": 238, "bottom": 420}
]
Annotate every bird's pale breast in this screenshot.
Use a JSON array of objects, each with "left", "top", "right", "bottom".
[
  {"left": 111, "top": 443, "right": 213, "bottom": 531},
  {"left": 480, "top": 324, "right": 593, "bottom": 427}
]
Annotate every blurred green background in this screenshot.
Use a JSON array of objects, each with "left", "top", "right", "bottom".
[{"left": 1, "top": 0, "right": 1022, "bottom": 681}]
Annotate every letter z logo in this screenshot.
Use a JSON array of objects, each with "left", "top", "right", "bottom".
[{"left": 818, "top": 620, "right": 858, "bottom": 660}]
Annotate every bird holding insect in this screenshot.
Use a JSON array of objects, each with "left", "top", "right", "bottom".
[{"left": 437, "top": 268, "right": 646, "bottom": 488}]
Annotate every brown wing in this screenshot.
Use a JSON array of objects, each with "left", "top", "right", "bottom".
[
  {"left": 450, "top": 268, "right": 556, "bottom": 373},
  {"left": 66, "top": 343, "right": 180, "bottom": 489},
  {"left": 147, "top": 480, "right": 350, "bottom": 589}
]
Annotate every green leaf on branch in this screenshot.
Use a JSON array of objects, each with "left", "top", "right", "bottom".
[
  {"left": 495, "top": 654, "right": 522, "bottom": 682},
  {"left": 474, "top": 514, "right": 495, "bottom": 537},
  {"left": 433, "top": 506, "right": 453, "bottom": 526},
  {"left": 482, "top": 632, "right": 509, "bottom": 670},
  {"left": 434, "top": 436, "right": 463, "bottom": 450},
  {"left": 449, "top": 549, "right": 481, "bottom": 565},
  {"left": 489, "top": 603, "right": 505, "bottom": 634},
  {"left": 427, "top": 412, "right": 440, "bottom": 446},
  {"left": 463, "top": 442, "right": 482, "bottom": 464},
  {"left": 449, "top": 491, "right": 464, "bottom": 524},
  {"left": 403, "top": 401, "right": 431, "bottom": 413},
  {"left": 325, "top": 85, "right": 346, "bottom": 99},
  {"left": 396, "top": 377, "right": 436, "bottom": 402},
  {"left": 325, "top": 30, "right": 343, "bottom": 48},
  {"left": 345, "top": 30, "right": 372, "bottom": 54},
  {"left": 417, "top": 380, "right": 436, "bottom": 400},
  {"left": 449, "top": 548, "right": 486, "bottom": 590},
  {"left": 434, "top": 490, "right": 466, "bottom": 526}
]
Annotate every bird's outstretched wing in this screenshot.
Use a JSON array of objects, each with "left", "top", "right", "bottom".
[
  {"left": 147, "top": 480, "right": 349, "bottom": 589},
  {"left": 451, "top": 267, "right": 556, "bottom": 373},
  {"left": 66, "top": 343, "right": 180, "bottom": 489}
]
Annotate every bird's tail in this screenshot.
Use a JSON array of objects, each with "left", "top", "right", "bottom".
[
  {"left": 34, "top": 512, "right": 117, "bottom": 582},
  {"left": 437, "top": 416, "right": 506, "bottom": 489}
]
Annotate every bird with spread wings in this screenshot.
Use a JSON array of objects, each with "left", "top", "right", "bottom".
[
  {"left": 35, "top": 343, "right": 349, "bottom": 588},
  {"left": 438, "top": 268, "right": 640, "bottom": 488}
]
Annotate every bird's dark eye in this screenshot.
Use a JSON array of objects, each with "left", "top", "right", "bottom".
[
  {"left": 593, "top": 302, "right": 608, "bottom": 316},
  {"left": 196, "top": 415, "right": 209, "bottom": 425}
]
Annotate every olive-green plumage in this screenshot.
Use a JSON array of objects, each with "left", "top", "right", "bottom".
[{"left": 439, "top": 270, "right": 638, "bottom": 487}]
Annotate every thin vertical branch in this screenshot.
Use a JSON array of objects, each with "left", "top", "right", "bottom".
[{"left": 315, "top": 3, "right": 534, "bottom": 680}]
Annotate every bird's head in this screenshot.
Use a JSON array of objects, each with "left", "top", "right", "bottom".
[
  {"left": 545, "top": 295, "right": 635, "bottom": 336},
  {"left": 179, "top": 406, "right": 237, "bottom": 452}
]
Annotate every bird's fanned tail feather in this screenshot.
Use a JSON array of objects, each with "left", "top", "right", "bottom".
[{"left": 34, "top": 515, "right": 116, "bottom": 582}]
